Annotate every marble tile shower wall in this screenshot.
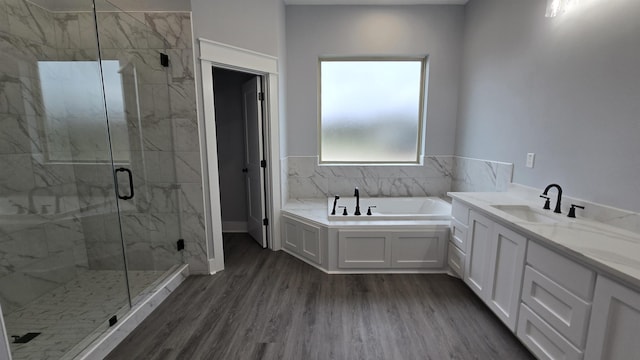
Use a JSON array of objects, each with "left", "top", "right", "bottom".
[
  {"left": 0, "top": 0, "right": 90, "bottom": 314},
  {"left": 72, "top": 12, "right": 208, "bottom": 275},
  {"left": 286, "top": 156, "right": 513, "bottom": 201},
  {"left": 0, "top": 1, "right": 207, "bottom": 314}
]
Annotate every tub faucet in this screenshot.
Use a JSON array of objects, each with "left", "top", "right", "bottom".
[
  {"left": 331, "top": 195, "right": 340, "bottom": 215},
  {"left": 354, "top": 187, "right": 361, "bottom": 216},
  {"left": 542, "top": 183, "right": 563, "bottom": 214}
]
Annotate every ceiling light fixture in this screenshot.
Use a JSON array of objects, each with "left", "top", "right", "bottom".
[{"left": 545, "top": 0, "right": 581, "bottom": 17}]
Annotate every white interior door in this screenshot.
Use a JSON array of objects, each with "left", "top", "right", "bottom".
[{"left": 242, "top": 76, "right": 267, "bottom": 248}]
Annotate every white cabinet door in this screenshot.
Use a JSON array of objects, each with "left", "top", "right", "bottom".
[
  {"left": 282, "top": 217, "right": 301, "bottom": 253},
  {"left": 391, "top": 230, "right": 446, "bottom": 269},
  {"left": 299, "top": 222, "right": 321, "bottom": 265},
  {"left": 338, "top": 230, "right": 392, "bottom": 268},
  {"left": 464, "top": 210, "right": 493, "bottom": 298},
  {"left": 584, "top": 276, "right": 640, "bottom": 360},
  {"left": 486, "top": 223, "right": 526, "bottom": 331}
]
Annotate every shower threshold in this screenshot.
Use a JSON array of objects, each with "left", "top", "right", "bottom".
[{"left": 4, "top": 267, "right": 181, "bottom": 360}]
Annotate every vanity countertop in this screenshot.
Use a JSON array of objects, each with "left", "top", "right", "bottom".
[{"left": 448, "top": 191, "right": 640, "bottom": 291}]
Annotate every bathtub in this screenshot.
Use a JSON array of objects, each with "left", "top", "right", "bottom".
[{"left": 327, "top": 196, "right": 451, "bottom": 221}]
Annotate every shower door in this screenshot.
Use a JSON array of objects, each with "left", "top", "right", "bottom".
[
  {"left": 0, "top": 0, "right": 132, "bottom": 358},
  {"left": 94, "top": 0, "right": 185, "bottom": 304}
]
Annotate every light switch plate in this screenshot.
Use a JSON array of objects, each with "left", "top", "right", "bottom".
[{"left": 526, "top": 153, "right": 535, "bottom": 168}]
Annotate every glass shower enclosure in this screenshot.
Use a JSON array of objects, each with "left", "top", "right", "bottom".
[{"left": 0, "top": 0, "right": 188, "bottom": 358}]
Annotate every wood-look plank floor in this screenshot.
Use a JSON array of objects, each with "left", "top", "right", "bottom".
[{"left": 105, "top": 233, "right": 534, "bottom": 360}]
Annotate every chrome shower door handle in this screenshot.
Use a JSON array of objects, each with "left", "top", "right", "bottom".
[{"left": 115, "top": 167, "right": 134, "bottom": 200}]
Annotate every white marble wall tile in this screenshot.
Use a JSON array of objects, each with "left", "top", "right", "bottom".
[
  {"left": 53, "top": 13, "right": 82, "bottom": 50},
  {"left": 166, "top": 48, "right": 194, "bottom": 81},
  {"left": 144, "top": 151, "right": 177, "bottom": 182},
  {"left": 145, "top": 13, "right": 192, "bottom": 49},
  {"left": 6, "top": 0, "right": 56, "bottom": 46},
  {"left": 0, "top": 0, "right": 9, "bottom": 34},
  {"left": 172, "top": 118, "right": 199, "bottom": 152},
  {"left": 289, "top": 177, "right": 329, "bottom": 199},
  {"left": 281, "top": 158, "right": 289, "bottom": 208},
  {"left": 496, "top": 163, "right": 514, "bottom": 192},
  {"left": 0, "top": 81, "right": 25, "bottom": 116},
  {"left": 0, "top": 228, "right": 48, "bottom": 276},
  {"left": 142, "top": 117, "right": 174, "bottom": 151},
  {"left": 179, "top": 215, "right": 208, "bottom": 274},
  {"left": 287, "top": 155, "right": 455, "bottom": 199},
  {"left": 168, "top": 80, "right": 197, "bottom": 119},
  {"left": 175, "top": 151, "right": 202, "bottom": 183},
  {"left": 44, "top": 218, "right": 84, "bottom": 248},
  {"left": 95, "top": 12, "right": 149, "bottom": 50},
  {"left": 451, "top": 157, "right": 513, "bottom": 193},
  {"left": 178, "top": 183, "right": 205, "bottom": 215},
  {"left": 0, "top": 154, "right": 35, "bottom": 194},
  {"left": 0, "top": 114, "right": 31, "bottom": 155}
]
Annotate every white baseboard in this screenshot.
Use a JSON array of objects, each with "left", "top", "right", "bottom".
[{"left": 222, "top": 221, "right": 248, "bottom": 233}]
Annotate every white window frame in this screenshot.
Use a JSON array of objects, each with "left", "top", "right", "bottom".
[{"left": 318, "top": 57, "right": 428, "bottom": 165}]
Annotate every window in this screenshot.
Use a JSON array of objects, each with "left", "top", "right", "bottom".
[{"left": 319, "top": 58, "right": 426, "bottom": 164}]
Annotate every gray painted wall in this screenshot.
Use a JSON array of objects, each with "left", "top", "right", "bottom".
[
  {"left": 213, "top": 68, "right": 254, "bottom": 222},
  {"left": 456, "top": 0, "right": 640, "bottom": 212},
  {"left": 189, "top": 0, "right": 285, "bottom": 247},
  {"left": 190, "top": 0, "right": 281, "bottom": 56},
  {"left": 285, "top": 5, "right": 465, "bottom": 157}
]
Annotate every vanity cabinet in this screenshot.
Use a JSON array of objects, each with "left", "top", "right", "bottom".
[
  {"left": 448, "top": 200, "right": 470, "bottom": 277},
  {"left": 464, "top": 211, "right": 493, "bottom": 297},
  {"left": 485, "top": 223, "right": 526, "bottom": 330},
  {"left": 516, "top": 240, "right": 595, "bottom": 359},
  {"left": 584, "top": 276, "right": 640, "bottom": 360},
  {"left": 282, "top": 215, "right": 322, "bottom": 265},
  {"left": 464, "top": 210, "right": 526, "bottom": 331}
]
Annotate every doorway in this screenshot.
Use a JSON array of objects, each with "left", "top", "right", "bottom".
[
  {"left": 213, "top": 68, "right": 268, "bottom": 249},
  {"left": 199, "top": 39, "right": 283, "bottom": 274}
]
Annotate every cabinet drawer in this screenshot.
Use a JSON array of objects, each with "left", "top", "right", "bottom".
[
  {"left": 517, "top": 303, "right": 583, "bottom": 360},
  {"left": 522, "top": 266, "right": 591, "bottom": 348},
  {"left": 451, "top": 200, "right": 470, "bottom": 225},
  {"left": 450, "top": 219, "right": 468, "bottom": 253},
  {"left": 527, "top": 241, "right": 595, "bottom": 301},
  {"left": 448, "top": 242, "right": 464, "bottom": 278}
]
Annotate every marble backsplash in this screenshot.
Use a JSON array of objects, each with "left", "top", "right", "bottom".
[
  {"left": 285, "top": 155, "right": 513, "bottom": 200},
  {"left": 451, "top": 156, "right": 514, "bottom": 193}
]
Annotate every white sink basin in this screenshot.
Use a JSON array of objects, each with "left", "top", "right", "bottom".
[{"left": 490, "top": 205, "right": 559, "bottom": 224}]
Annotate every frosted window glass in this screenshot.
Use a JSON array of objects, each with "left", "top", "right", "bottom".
[
  {"left": 320, "top": 60, "right": 424, "bottom": 163},
  {"left": 38, "top": 60, "right": 129, "bottom": 163}
]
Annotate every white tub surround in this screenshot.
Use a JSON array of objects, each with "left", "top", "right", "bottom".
[
  {"left": 282, "top": 199, "right": 450, "bottom": 274},
  {"left": 328, "top": 197, "right": 451, "bottom": 221},
  {"left": 448, "top": 185, "right": 640, "bottom": 360}
]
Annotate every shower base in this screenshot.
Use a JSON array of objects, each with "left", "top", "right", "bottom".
[{"left": 5, "top": 269, "right": 172, "bottom": 360}]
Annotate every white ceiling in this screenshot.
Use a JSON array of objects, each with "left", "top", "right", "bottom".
[{"left": 285, "top": 0, "right": 468, "bottom": 5}]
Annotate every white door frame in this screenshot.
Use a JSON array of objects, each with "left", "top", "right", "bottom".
[{"left": 199, "top": 39, "right": 282, "bottom": 274}]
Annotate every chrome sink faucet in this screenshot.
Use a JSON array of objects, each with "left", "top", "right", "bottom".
[
  {"left": 354, "top": 187, "right": 361, "bottom": 216},
  {"left": 542, "top": 183, "right": 563, "bottom": 214}
]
